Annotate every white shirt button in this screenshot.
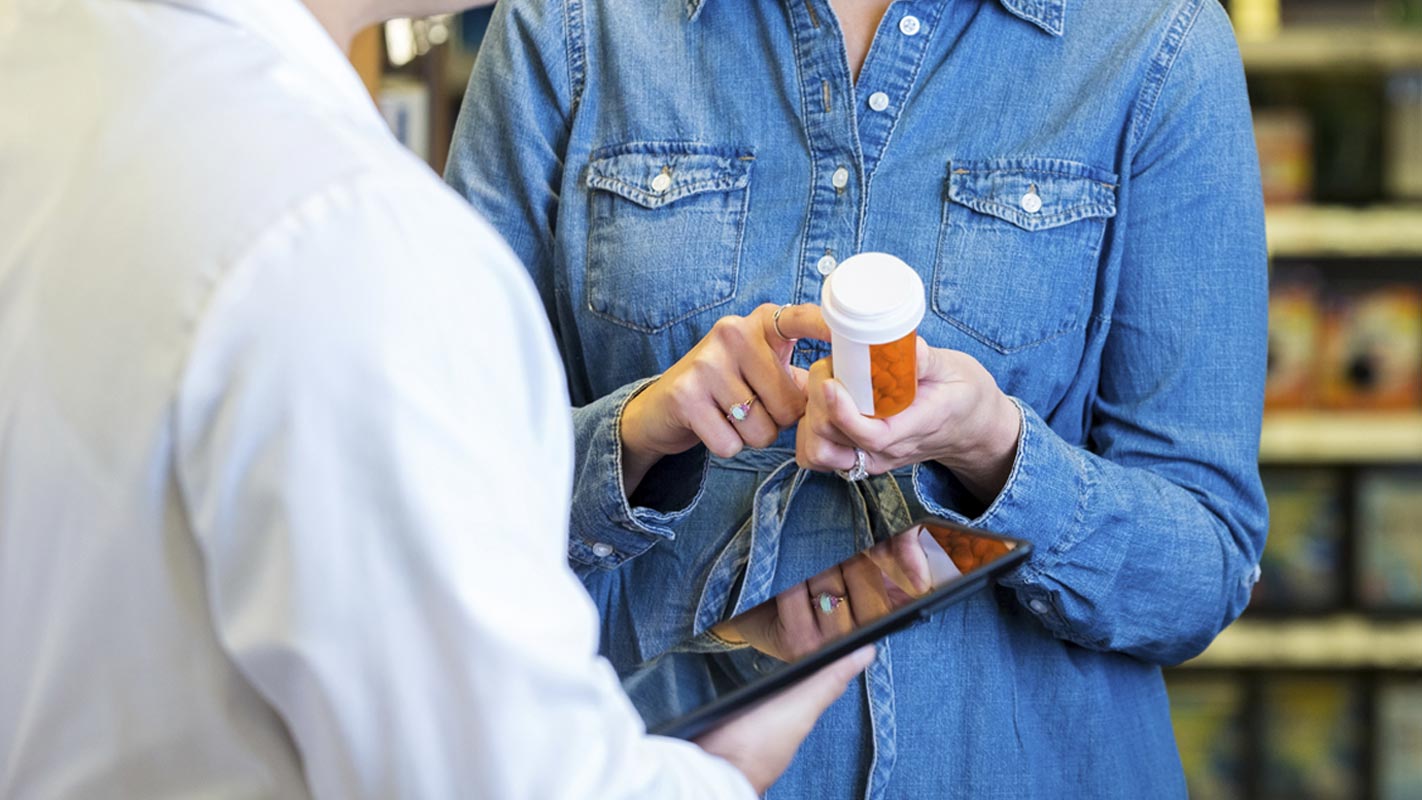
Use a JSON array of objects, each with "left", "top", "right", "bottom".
[
  {"left": 1028, "top": 598, "right": 1050, "bottom": 615},
  {"left": 650, "top": 172, "right": 672, "bottom": 193},
  {"left": 591, "top": 542, "right": 614, "bottom": 558},
  {"left": 1021, "top": 190, "right": 1043, "bottom": 214},
  {"left": 899, "top": 15, "right": 921, "bottom": 35},
  {"left": 867, "top": 91, "right": 890, "bottom": 112},
  {"left": 831, "top": 166, "right": 850, "bottom": 189},
  {"left": 816, "top": 254, "right": 838, "bottom": 275}
]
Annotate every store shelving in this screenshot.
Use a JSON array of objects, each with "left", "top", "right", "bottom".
[
  {"left": 1239, "top": 27, "right": 1422, "bottom": 73},
  {"left": 1260, "top": 411, "right": 1422, "bottom": 463},
  {"left": 1266, "top": 205, "right": 1422, "bottom": 257},
  {"left": 1183, "top": 615, "right": 1422, "bottom": 669}
]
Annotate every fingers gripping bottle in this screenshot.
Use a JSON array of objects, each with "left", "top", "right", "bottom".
[{"left": 820, "top": 252, "right": 926, "bottom": 419}]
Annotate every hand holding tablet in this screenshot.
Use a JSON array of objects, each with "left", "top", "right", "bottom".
[{"left": 622, "top": 518, "right": 1030, "bottom": 740}]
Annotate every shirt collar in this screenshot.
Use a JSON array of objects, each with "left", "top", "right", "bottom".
[
  {"left": 145, "top": 0, "right": 379, "bottom": 116},
  {"left": 687, "top": 0, "right": 1066, "bottom": 37}
]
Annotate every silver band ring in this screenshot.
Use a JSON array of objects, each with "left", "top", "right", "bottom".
[
  {"left": 726, "top": 395, "right": 758, "bottom": 423},
  {"left": 816, "top": 592, "right": 844, "bottom": 615},
  {"left": 836, "top": 448, "right": 868, "bottom": 482},
  {"left": 772, "top": 304, "right": 796, "bottom": 342}
]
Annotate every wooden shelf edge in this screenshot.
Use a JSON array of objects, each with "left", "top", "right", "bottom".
[
  {"left": 1180, "top": 615, "right": 1422, "bottom": 669},
  {"left": 1260, "top": 412, "right": 1422, "bottom": 463},
  {"left": 1240, "top": 27, "right": 1422, "bottom": 72},
  {"left": 1267, "top": 205, "right": 1422, "bottom": 258}
]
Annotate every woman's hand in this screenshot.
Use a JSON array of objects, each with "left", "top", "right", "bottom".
[
  {"left": 619, "top": 304, "right": 830, "bottom": 493},
  {"left": 795, "top": 338, "right": 1022, "bottom": 504}
]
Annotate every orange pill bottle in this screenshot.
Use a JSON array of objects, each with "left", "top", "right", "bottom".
[{"left": 820, "top": 252, "right": 926, "bottom": 419}]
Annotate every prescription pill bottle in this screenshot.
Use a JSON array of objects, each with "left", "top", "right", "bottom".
[{"left": 820, "top": 252, "right": 926, "bottom": 419}]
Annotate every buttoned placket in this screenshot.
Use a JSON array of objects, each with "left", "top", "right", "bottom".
[{"left": 782, "top": 1, "right": 945, "bottom": 796}]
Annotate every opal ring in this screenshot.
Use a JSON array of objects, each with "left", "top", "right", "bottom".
[
  {"left": 726, "top": 395, "right": 758, "bottom": 423},
  {"left": 772, "top": 304, "right": 795, "bottom": 342},
  {"left": 816, "top": 592, "right": 844, "bottom": 615},
  {"left": 837, "top": 448, "right": 868, "bottom": 482}
]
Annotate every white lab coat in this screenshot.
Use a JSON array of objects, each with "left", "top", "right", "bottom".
[{"left": 0, "top": 1, "right": 753, "bottom": 797}]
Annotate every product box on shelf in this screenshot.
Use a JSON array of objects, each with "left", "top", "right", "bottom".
[
  {"left": 1265, "top": 282, "right": 1324, "bottom": 409},
  {"left": 1259, "top": 675, "right": 1366, "bottom": 800},
  {"left": 1378, "top": 677, "right": 1422, "bottom": 800},
  {"left": 1253, "top": 469, "right": 1346, "bottom": 611},
  {"left": 1386, "top": 71, "right": 1422, "bottom": 201},
  {"left": 1254, "top": 107, "right": 1314, "bottom": 206},
  {"left": 1319, "top": 286, "right": 1422, "bottom": 410},
  {"left": 1357, "top": 468, "right": 1422, "bottom": 609},
  {"left": 1167, "top": 674, "right": 1248, "bottom": 800}
]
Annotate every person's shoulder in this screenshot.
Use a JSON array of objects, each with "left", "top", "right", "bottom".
[
  {"left": 1068, "top": 0, "right": 1233, "bottom": 51},
  {"left": 62, "top": 1, "right": 413, "bottom": 268}
]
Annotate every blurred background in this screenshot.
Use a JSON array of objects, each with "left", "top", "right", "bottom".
[{"left": 352, "top": 1, "right": 1422, "bottom": 797}]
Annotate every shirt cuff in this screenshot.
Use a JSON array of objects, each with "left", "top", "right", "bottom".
[
  {"left": 911, "top": 397, "right": 1089, "bottom": 638},
  {"left": 568, "top": 377, "right": 711, "bottom": 571}
]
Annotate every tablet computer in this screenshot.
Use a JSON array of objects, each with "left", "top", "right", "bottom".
[{"left": 620, "top": 517, "right": 1032, "bottom": 740}]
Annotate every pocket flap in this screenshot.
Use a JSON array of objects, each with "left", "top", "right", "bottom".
[
  {"left": 947, "top": 158, "right": 1118, "bottom": 232},
  {"left": 586, "top": 143, "right": 753, "bottom": 210}
]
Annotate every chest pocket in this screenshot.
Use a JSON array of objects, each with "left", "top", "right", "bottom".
[
  {"left": 931, "top": 158, "right": 1117, "bottom": 353},
  {"left": 584, "top": 143, "right": 753, "bottom": 333}
]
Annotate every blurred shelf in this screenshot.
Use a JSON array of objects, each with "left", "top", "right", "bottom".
[
  {"left": 1240, "top": 27, "right": 1422, "bottom": 72},
  {"left": 1266, "top": 205, "right": 1422, "bottom": 257},
  {"left": 1182, "top": 615, "right": 1422, "bottom": 669},
  {"left": 1260, "top": 411, "right": 1422, "bottom": 463}
]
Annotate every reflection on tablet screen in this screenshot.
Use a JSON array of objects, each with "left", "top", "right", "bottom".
[{"left": 620, "top": 521, "right": 1022, "bottom": 737}]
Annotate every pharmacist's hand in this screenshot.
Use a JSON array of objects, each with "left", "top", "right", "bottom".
[
  {"left": 694, "top": 645, "right": 874, "bottom": 794},
  {"left": 795, "top": 339, "right": 1022, "bottom": 504},
  {"left": 620, "top": 304, "right": 830, "bottom": 491}
]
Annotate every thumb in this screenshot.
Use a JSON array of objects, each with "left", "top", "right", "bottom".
[
  {"left": 775, "top": 645, "right": 875, "bottom": 718},
  {"left": 915, "top": 337, "right": 952, "bottom": 383},
  {"left": 787, "top": 364, "right": 811, "bottom": 394}
]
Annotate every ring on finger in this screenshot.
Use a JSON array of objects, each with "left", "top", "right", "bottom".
[
  {"left": 772, "top": 304, "right": 796, "bottom": 342},
  {"left": 836, "top": 448, "right": 869, "bottom": 482},
  {"left": 726, "top": 395, "right": 759, "bottom": 423},
  {"left": 815, "top": 592, "right": 844, "bottom": 615}
]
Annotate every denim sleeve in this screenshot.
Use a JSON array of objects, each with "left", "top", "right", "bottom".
[
  {"left": 444, "top": 0, "right": 575, "bottom": 311},
  {"left": 566, "top": 379, "right": 712, "bottom": 577},
  {"left": 914, "top": 1, "right": 1268, "bottom": 666}
]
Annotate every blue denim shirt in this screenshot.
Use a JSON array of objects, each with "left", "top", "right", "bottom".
[{"left": 447, "top": 0, "right": 1269, "bottom": 795}]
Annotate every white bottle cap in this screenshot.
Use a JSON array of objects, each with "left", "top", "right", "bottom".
[{"left": 820, "top": 252, "right": 926, "bottom": 345}]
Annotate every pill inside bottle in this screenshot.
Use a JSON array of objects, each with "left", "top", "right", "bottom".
[{"left": 820, "top": 253, "right": 926, "bottom": 419}]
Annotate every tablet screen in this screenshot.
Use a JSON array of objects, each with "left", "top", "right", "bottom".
[{"left": 620, "top": 518, "right": 1030, "bottom": 740}]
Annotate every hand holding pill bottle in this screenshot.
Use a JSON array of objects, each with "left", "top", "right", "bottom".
[{"left": 820, "top": 252, "right": 926, "bottom": 419}]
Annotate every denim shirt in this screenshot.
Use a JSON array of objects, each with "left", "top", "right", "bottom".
[{"left": 447, "top": 0, "right": 1269, "bottom": 795}]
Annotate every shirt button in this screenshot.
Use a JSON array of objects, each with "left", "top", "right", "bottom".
[
  {"left": 899, "top": 15, "right": 921, "bottom": 35},
  {"left": 591, "top": 542, "right": 614, "bottom": 558},
  {"left": 816, "top": 254, "right": 838, "bottom": 275},
  {"left": 831, "top": 166, "right": 850, "bottom": 189},
  {"left": 650, "top": 172, "right": 672, "bottom": 193},
  {"left": 1021, "top": 190, "right": 1043, "bottom": 214},
  {"left": 1028, "top": 598, "right": 1050, "bottom": 615},
  {"left": 868, "top": 91, "right": 890, "bottom": 112}
]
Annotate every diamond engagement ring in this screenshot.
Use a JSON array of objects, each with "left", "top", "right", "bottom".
[
  {"left": 836, "top": 448, "right": 869, "bottom": 482},
  {"left": 816, "top": 592, "right": 844, "bottom": 615},
  {"left": 726, "top": 396, "right": 758, "bottom": 423}
]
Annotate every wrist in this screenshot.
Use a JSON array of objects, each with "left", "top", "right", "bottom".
[
  {"left": 618, "top": 391, "right": 665, "bottom": 494},
  {"left": 936, "top": 393, "right": 1020, "bottom": 504}
]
